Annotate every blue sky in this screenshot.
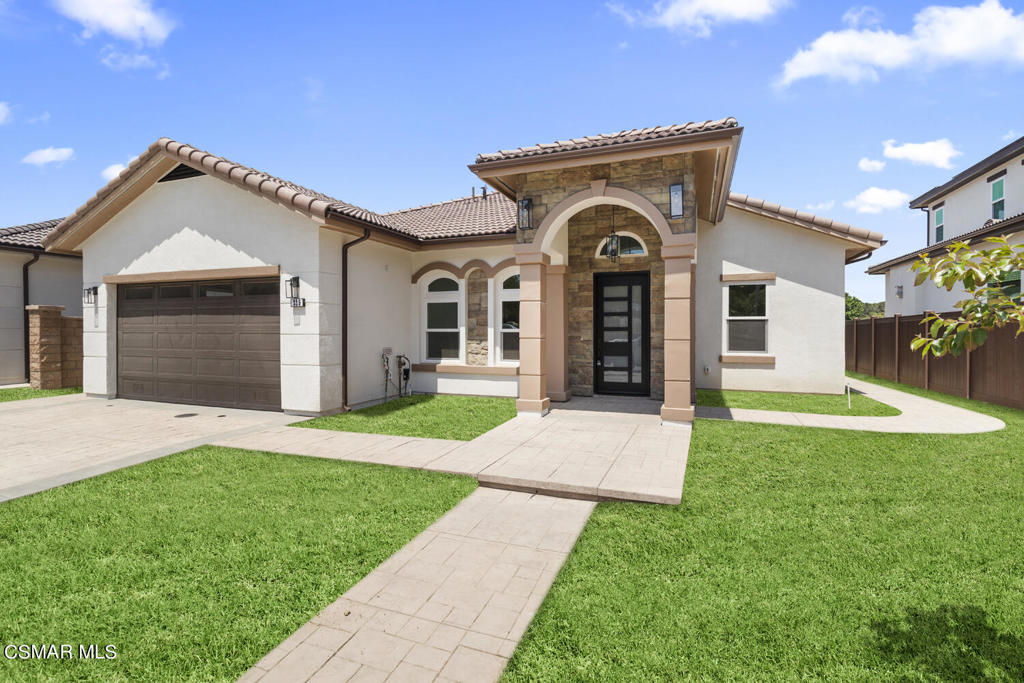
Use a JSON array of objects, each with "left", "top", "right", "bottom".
[{"left": 2, "top": 0, "right": 1023, "bottom": 301}]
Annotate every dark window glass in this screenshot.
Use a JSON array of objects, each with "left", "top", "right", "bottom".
[
  {"left": 502, "top": 275, "right": 520, "bottom": 290},
  {"left": 159, "top": 285, "right": 192, "bottom": 299},
  {"left": 502, "top": 301, "right": 519, "bottom": 330},
  {"left": 728, "top": 284, "right": 766, "bottom": 317},
  {"left": 936, "top": 225, "right": 944, "bottom": 242},
  {"left": 502, "top": 332, "right": 519, "bottom": 361},
  {"left": 727, "top": 320, "right": 767, "bottom": 352},
  {"left": 427, "top": 302, "right": 458, "bottom": 329},
  {"left": 242, "top": 281, "right": 278, "bottom": 296},
  {"left": 426, "top": 332, "right": 460, "bottom": 359},
  {"left": 993, "top": 199, "right": 1005, "bottom": 220},
  {"left": 199, "top": 283, "right": 234, "bottom": 298},
  {"left": 124, "top": 286, "right": 154, "bottom": 300},
  {"left": 427, "top": 277, "right": 458, "bottom": 292},
  {"left": 600, "top": 235, "right": 644, "bottom": 256}
]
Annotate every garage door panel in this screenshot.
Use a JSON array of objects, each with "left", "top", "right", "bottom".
[
  {"left": 156, "top": 380, "right": 195, "bottom": 401},
  {"left": 239, "top": 332, "right": 279, "bottom": 352},
  {"left": 120, "top": 332, "right": 155, "bottom": 351},
  {"left": 119, "top": 355, "right": 154, "bottom": 374},
  {"left": 156, "top": 356, "right": 194, "bottom": 376},
  {"left": 239, "top": 359, "right": 279, "bottom": 381},
  {"left": 195, "top": 357, "right": 238, "bottom": 377},
  {"left": 119, "top": 377, "right": 154, "bottom": 398},
  {"left": 157, "top": 332, "right": 194, "bottom": 350},
  {"left": 238, "top": 385, "right": 279, "bottom": 408}
]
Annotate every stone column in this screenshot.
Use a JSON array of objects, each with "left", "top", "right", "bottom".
[
  {"left": 661, "top": 243, "right": 695, "bottom": 423},
  {"left": 545, "top": 265, "right": 570, "bottom": 402},
  {"left": 26, "top": 305, "right": 65, "bottom": 390},
  {"left": 515, "top": 251, "right": 550, "bottom": 415},
  {"left": 61, "top": 316, "right": 83, "bottom": 388}
]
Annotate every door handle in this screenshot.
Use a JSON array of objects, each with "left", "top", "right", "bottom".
[{"left": 595, "top": 360, "right": 602, "bottom": 366}]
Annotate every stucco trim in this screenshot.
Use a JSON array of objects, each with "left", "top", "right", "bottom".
[
  {"left": 411, "top": 363, "right": 518, "bottom": 376},
  {"left": 720, "top": 272, "right": 776, "bottom": 282},
  {"left": 102, "top": 265, "right": 280, "bottom": 284},
  {"left": 409, "top": 257, "right": 517, "bottom": 284},
  {"left": 719, "top": 354, "right": 777, "bottom": 366}
]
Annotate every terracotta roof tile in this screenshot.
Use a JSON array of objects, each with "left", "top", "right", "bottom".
[
  {"left": 384, "top": 193, "right": 516, "bottom": 240},
  {"left": 727, "top": 193, "right": 885, "bottom": 249},
  {"left": 474, "top": 118, "right": 740, "bottom": 164},
  {"left": 0, "top": 218, "right": 65, "bottom": 250}
]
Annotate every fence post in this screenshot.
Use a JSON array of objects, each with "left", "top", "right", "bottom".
[
  {"left": 893, "top": 314, "right": 901, "bottom": 383},
  {"left": 871, "top": 316, "right": 877, "bottom": 377},
  {"left": 923, "top": 312, "right": 931, "bottom": 390},
  {"left": 965, "top": 347, "right": 972, "bottom": 399},
  {"left": 851, "top": 319, "right": 858, "bottom": 373}
]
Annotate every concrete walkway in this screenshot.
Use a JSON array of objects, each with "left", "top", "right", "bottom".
[
  {"left": 240, "top": 488, "right": 594, "bottom": 683},
  {"left": 695, "top": 376, "right": 1005, "bottom": 434}
]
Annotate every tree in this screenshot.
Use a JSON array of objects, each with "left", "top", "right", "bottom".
[
  {"left": 845, "top": 293, "right": 866, "bottom": 320},
  {"left": 910, "top": 236, "right": 1024, "bottom": 357}
]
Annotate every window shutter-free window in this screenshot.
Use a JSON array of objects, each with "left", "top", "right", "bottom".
[
  {"left": 726, "top": 283, "right": 768, "bottom": 353},
  {"left": 425, "top": 277, "right": 460, "bottom": 360},
  {"left": 499, "top": 274, "right": 520, "bottom": 362},
  {"left": 992, "top": 178, "right": 1005, "bottom": 220}
]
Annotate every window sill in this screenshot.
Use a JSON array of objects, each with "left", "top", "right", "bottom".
[
  {"left": 412, "top": 363, "right": 519, "bottom": 376},
  {"left": 720, "top": 354, "right": 776, "bottom": 367}
]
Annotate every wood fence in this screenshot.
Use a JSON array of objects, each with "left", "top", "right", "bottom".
[{"left": 845, "top": 313, "right": 1024, "bottom": 410}]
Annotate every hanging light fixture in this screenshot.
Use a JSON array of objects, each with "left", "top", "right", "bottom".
[{"left": 606, "top": 207, "right": 620, "bottom": 263}]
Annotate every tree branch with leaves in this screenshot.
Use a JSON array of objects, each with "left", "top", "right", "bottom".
[{"left": 910, "top": 236, "right": 1024, "bottom": 357}]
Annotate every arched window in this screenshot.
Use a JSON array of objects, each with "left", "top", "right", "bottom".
[
  {"left": 424, "top": 276, "right": 461, "bottom": 360},
  {"left": 597, "top": 233, "right": 647, "bottom": 258},
  {"left": 498, "top": 273, "right": 520, "bottom": 362}
]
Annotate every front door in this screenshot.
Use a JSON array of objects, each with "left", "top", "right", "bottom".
[{"left": 594, "top": 272, "right": 650, "bottom": 395}]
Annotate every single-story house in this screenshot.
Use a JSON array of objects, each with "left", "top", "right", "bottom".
[
  {"left": 42, "top": 117, "right": 883, "bottom": 421},
  {"left": 0, "top": 219, "right": 82, "bottom": 384}
]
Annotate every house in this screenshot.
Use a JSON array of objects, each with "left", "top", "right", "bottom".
[
  {"left": 0, "top": 219, "right": 82, "bottom": 384},
  {"left": 41, "top": 118, "right": 883, "bottom": 421},
  {"left": 868, "top": 136, "right": 1024, "bottom": 313}
]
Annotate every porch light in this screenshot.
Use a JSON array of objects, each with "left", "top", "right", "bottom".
[
  {"left": 83, "top": 286, "right": 97, "bottom": 304},
  {"left": 287, "top": 276, "right": 300, "bottom": 299},
  {"left": 517, "top": 198, "right": 533, "bottom": 231},
  {"left": 669, "top": 183, "right": 684, "bottom": 219},
  {"left": 606, "top": 209, "right": 620, "bottom": 263}
]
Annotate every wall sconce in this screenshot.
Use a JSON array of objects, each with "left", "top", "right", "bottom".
[
  {"left": 669, "top": 183, "right": 684, "bottom": 219},
  {"left": 517, "top": 198, "right": 533, "bottom": 231},
  {"left": 287, "top": 276, "right": 305, "bottom": 308},
  {"left": 83, "top": 286, "right": 97, "bottom": 304},
  {"left": 895, "top": 284, "right": 904, "bottom": 299}
]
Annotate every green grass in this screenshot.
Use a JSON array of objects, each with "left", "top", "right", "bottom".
[
  {"left": 505, "top": 376, "right": 1024, "bottom": 681},
  {"left": 0, "top": 386, "right": 81, "bottom": 402},
  {"left": 294, "top": 394, "right": 517, "bottom": 440},
  {"left": 697, "top": 387, "right": 900, "bottom": 416},
  {"left": 0, "top": 446, "right": 475, "bottom": 682}
]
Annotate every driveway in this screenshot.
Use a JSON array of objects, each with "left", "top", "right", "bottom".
[{"left": 0, "top": 394, "right": 293, "bottom": 502}]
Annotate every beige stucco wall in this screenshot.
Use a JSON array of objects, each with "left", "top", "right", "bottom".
[{"left": 695, "top": 207, "right": 847, "bottom": 394}]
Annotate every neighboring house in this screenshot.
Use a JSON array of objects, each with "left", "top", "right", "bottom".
[
  {"left": 0, "top": 219, "right": 82, "bottom": 384},
  {"left": 42, "top": 118, "right": 883, "bottom": 421},
  {"left": 869, "top": 136, "right": 1024, "bottom": 314}
]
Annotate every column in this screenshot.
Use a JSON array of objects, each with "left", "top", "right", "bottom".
[
  {"left": 26, "top": 305, "right": 65, "bottom": 390},
  {"left": 661, "top": 243, "right": 695, "bottom": 423},
  {"left": 545, "top": 265, "right": 570, "bottom": 402},
  {"left": 515, "top": 251, "right": 549, "bottom": 415}
]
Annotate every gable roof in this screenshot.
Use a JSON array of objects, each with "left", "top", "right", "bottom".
[
  {"left": 383, "top": 192, "right": 515, "bottom": 240},
  {"left": 0, "top": 218, "right": 67, "bottom": 251},
  {"left": 473, "top": 118, "right": 740, "bottom": 165},
  {"left": 909, "top": 134, "right": 1024, "bottom": 209},
  {"left": 867, "top": 211, "right": 1024, "bottom": 274}
]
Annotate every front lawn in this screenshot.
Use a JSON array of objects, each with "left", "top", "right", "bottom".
[
  {"left": 697, "top": 387, "right": 899, "bottom": 416},
  {"left": 505, "top": 376, "right": 1023, "bottom": 681},
  {"left": 294, "top": 394, "right": 517, "bottom": 440},
  {"left": 0, "top": 386, "right": 81, "bottom": 402},
  {"left": 0, "top": 446, "right": 475, "bottom": 682}
]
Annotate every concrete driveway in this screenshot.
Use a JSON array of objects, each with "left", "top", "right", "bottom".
[{"left": 0, "top": 394, "right": 293, "bottom": 502}]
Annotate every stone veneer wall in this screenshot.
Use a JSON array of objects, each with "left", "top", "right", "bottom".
[
  {"left": 26, "top": 305, "right": 82, "bottom": 389},
  {"left": 466, "top": 270, "right": 488, "bottom": 366},
  {"left": 61, "top": 316, "right": 83, "bottom": 387},
  {"left": 567, "top": 205, "right": 664, "bottom": 399}
]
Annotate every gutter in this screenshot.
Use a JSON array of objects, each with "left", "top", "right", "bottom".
[
  {"left": 341, "top": 228, "right": 371, "bottom": 411},
  {"left": 22, "top": 253, "right": 40, "bottom": 382}
]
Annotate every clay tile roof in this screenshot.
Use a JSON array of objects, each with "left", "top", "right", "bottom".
[
  {"left": 727, "top": 193, "right": 885, "bottom": 250},
  {"left": 474, "top": 117, "right": 740, "bottom": 164},
  {"left": 384, "top": 193, "right": 516, "bottom": 240},
  {"left": 0, "top": 218, "right": 66, "bottom": 250}
]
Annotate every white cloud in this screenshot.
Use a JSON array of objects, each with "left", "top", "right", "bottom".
[
  {"left": 779, "top": 0, "right": 1024, "bottom": 86},
  {"left": 608, "top": 0, "right": 789, "bottom": 37},
  {"left": 883, "top": 138, "right": 961, "bottom": 169},
  {"left": 28, "top": 111, "right": 51, "bottom": 124},
  {"left": 858, "top": 157, "right": 886, "bottom": 172},
  {"left": 21, "top": 146, "right": 74, "bottom": 167},
  {"left": 100, "top": 163, "right": 126, "bottom": 181},
  {"left": 0, "top": 101, "right": 10, "bottom": 125},
  {"left": 100, "top": 45, "right": 155, "bottom": 70},
  {"left": 1004, "top": 129, "right": 1020, "bottom": 141},
  {"left": 53, "top": 0, "right": 174, "bottom": 45},
  {"left": 844, "top": 187, "right": 911, "bottom": 214},
  {"left": 842, "top": 5, "right": 883, "bottom": 29},
  {"left": 806, "top": 200, "right": 835, "bottom": 211}
]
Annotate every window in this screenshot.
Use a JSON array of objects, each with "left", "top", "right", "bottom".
[
  {"left": 934, "top": 206, "right": 944, "bottom": 243},
  {"left": 199, "top": 283, "right": 233, "bottom": 298},
  {"left": 159, "top": 284, "right": 192, "bottom": 299},
  {"left": 424, "top": 276, "right": 460, "bottom": 360},
  {"left": 124, "top": 285, "right": 154, "bottom": 300},
  {"left": 726, "top": 284, "right": 767, "bottom": 352},
  {"left": 499, "top": 274, "right": 520, "bottom": 362},
  {"left": 991, "top": 177, "right": 1005, "bottom": 220},
  {"left": 597, "top": 233, "right": 646, "bottom": 258}
]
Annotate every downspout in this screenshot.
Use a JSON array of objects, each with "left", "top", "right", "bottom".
[
  {"left": 341, "top": 228, "right": 372, "bottom": 411},
  {"left": 22, "top": 253, "right": 40, "bottom": 382}
]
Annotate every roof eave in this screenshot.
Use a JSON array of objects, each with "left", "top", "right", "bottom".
[
  {"left": 909, "top": 136, "right": 1024, "bottom": 209},
  {"left": 866, "top": 214, "right": 1024, "bottom": 274}
]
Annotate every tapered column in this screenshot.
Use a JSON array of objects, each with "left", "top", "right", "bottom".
[
  {"left": 545, "top": 265, "right": 570, "bottom": 402},
  {"left": 515, "top": 251, "right": 550, "bottom": 415},
  {"left": 661, "top": 243, "right": 695, "bottom": 423}
]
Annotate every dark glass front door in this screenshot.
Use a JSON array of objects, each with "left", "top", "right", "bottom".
[{"left": 594, "top": 272, "right": 650, "bottom": 395}]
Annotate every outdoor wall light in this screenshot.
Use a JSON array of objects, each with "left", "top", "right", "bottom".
[
  {"left": 669, "top": 183, "right": 684, "bottom": 219},
  {"left": 606, "top": 233, "right": 621, "bottom": 263},
  {"left": 83, "top": 286, "right": 97, "bottom": 304},
  {"left": 287, "top": 276, "right": 300, "bottom": 299},
  {"left": 895, "top": 284, "right": 904, "bottom": 299},
  {"left": 517, "top": 198, "right": 533, "bottom": 231}
]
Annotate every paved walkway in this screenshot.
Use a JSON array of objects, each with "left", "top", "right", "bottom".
[
  {"left": 0, "top": 394, "right": 293, "bottom": 502},
  {"left": 695, "top": 376, "right": 1005, "bottom": 434},
  {"left": 240, "top": 488, "right": 594, "bottom": 683},
  {"left": 216, "top": 396, "right": 689, "bottom": 504}
]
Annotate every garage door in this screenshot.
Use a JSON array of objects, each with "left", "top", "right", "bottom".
[{"left": 117, "top": 278, "right": 281, "bottom": 410}]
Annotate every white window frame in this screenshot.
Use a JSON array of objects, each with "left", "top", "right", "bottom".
[
  {"left": 493, "top": 267, "right": 521, "bottom": 366},
  {"left": 933, "top": 206, "right": 944, "bottom": 243},
  {"left": 722, "top": 282, "right": 770, "bottom": 355},
  {"left": 421, "top": 273, "right": 465, "bottom": 363},
  {"left": 594, "top": 231, "right": 648, "bottom": 259},
  {"left": 991, "top": 176, "right": 1006, "bottom": 221}
]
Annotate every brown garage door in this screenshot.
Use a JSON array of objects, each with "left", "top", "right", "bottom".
[{"left": 117, "top": 278, "right": 281, "bottom": 410}]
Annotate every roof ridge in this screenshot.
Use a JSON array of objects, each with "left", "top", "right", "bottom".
[{"left": 383, "top": 192, "right": 509, "bottom": 216}]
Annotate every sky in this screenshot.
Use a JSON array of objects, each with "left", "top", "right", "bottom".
[{"left": 2, "top": 0, "right": 1023, "bottom": 302}]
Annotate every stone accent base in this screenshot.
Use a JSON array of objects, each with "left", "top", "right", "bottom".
[{"left": 26, "top": 305, "right": 82, "bottom": 390}]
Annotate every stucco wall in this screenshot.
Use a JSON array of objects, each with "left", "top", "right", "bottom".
[
  {"left": 0, "top": 252, "right": 82, "bottom": 384},
  {"left": 695, "top": 207, "right": 847, "bottom": 394},
  {"left": 923, "top": 152, "right": 1024, "bottom": 243}
]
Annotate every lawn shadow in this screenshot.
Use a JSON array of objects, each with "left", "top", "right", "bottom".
[
  {"left": 870, "top": 604, "right": 1024, "bottom": 681},
  {"left": 356, "top": 394, "right": 436, "bottom": 416}
]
